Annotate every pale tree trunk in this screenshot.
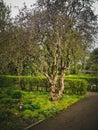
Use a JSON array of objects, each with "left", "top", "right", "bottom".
[
  {"left": 59, "top": 67, "right": 66, "bottom": 97},
  {"left": 50, "top": 75, "right": 58, "bottom": 101},
  {"left": 49, "top": 67, "right": 66, "bottom": 101}
]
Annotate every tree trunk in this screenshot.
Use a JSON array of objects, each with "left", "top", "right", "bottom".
[
  {"left": 59, "top": 67, "right": 66, "bottom": 97},
  {"left": 50, "top": 67, "right": 66, "bottom": 101}
]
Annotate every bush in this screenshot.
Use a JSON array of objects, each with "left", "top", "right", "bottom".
[
  {"left": 85, "top": 77, "right": 98, "bottom": 92},
  {"left": 66, "top": 75, "right": 98, "bottom": 92},
  {"left": 64, "top": 79, "right": 87, "bottom": 95},
  {"left": 0, "top": 75, "right": 18, "bottom": 88},
  {"left": 23, "top": 104, "right": 33, "bottom": 110},
  {"left": 31, "top": 102, "right": 40, "bottom": 109},
  {"left": 23, "top": 102, "right": 40, "bottom": 111},
  {"left": 2, "top": 87, "right": 13, "bottom": 95},
  {"left": 0, "top": 75, "right": 50, "bottom": 91},
  {"left": 1, "top": 98, "right": 16, "bottom": 105},
  {"left": 0, "top": 75, "right": 89, "bottom": 94},
  {"left": 11, "top": 90, "right": 22, "bottom": 99},
  {"left": 0, "top": 108, "right": 23, "bottom": 130},
  {"left": 39, "top": 106, "right": 59, "bottom": 117},
  {"left": 0, "top": 109, "right": 13, "bottom": 121},
  {"left": 19, "top": 76, "right": 49, "bottom": 91},
  {"left": 21, "top": 110, "right": 33, "bottom": 120},
  {"left": 0, "top": 93, "right": 8, "bottom": 99}
]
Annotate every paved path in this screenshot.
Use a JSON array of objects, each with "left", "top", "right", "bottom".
[{"left": 27, "top": 92, "right": 98, "bottom": 130}]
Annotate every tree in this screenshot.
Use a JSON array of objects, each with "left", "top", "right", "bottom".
[
  {"left": 0, "top": 0, "right": 12, "bottom": 74},
  {"left": 14, "top": 0, "right": 97, "bottom": 100},
  {"left": 86, "top": 48, "right": 98, "bottom": 71}
]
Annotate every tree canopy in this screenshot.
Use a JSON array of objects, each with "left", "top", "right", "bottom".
[
  {"left": 86, "top": 47, "right": 98, "bottom": 71},
  {"left": 0, "top": 0, "right": 12, "bottom": 74}
]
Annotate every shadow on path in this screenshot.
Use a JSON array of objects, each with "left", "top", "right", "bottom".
[{"left": 27, "top": 92, "right": 98, "bottom": 130}]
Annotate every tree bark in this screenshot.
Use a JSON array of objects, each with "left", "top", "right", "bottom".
[{"left": 50, "top": 66, "right": 66, "bottom": 101}]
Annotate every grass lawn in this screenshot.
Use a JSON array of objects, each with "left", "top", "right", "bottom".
[{"left": 0, "top": 87, "right": 84, "bottom": 130}]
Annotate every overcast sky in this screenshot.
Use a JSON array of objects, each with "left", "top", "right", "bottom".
[
  {"left": 4, "top": 0, "right": 37, "bottom": 17},
  {"left": 4, "top": 0, "right": 98, "bottom": 17}
]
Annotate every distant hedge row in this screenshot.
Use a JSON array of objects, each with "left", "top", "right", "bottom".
[
  {"left": 66, "top": 75, "right": 98, "bottom": 92},
  {"left": 80, "top": 77, "right": 98, "bottom": 92},
  {"left": 0, "top": 75, "right": 88, "bottom": 95},
  {"left": 0, "top": 75, "right": 49, "bottom": 90},
  {"left": 64, "top": 79, "right": 87, "bottom": 94}
]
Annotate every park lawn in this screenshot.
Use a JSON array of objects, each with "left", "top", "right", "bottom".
[{"left": 0, "top": 87, "right": 84, "bottom": 130}]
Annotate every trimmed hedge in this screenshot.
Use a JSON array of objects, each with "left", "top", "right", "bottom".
[
  {"left": 64, "top": 79, "right": 87, "bottom": 94},
  {"left": 0, "top": 75, "right": 49, "bottom": 91},
  {"left": 0, "top": 75, "right": 17, "bottom": 88},
  {"left": 19, "top": 76, "right": 49, "bottom": 91},
  {"left": 66, "top": 75, "right": 98, "bottom": 92},
  {"left": 0, "top": 75, "right": 88, "bottom": 95},
  {"left": 83, "top": 77, "right": 98, "bottom": 92}
]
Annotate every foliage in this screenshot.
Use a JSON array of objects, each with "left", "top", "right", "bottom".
[
  {"left": 0, "top": 87, "right": 84, "bottom": 130},
  {"left": 86, "top": 48, "right": 98, "bottom": 71},
  {"left": 0, "top": 74, "right": 97, "bottom": 92},
  {"left": 0, "top": 109, "right": 13, "bottom": 121},
  {"left": 0, "top": 0, "right": 13, "bottom": 75},
  {"left": 0, "top": 108, "right": 23, "bottom": 130},
  {"left": 11, "top": 90, "right": 22, "bottom": 99},
  {"left": 39, "top": 106, "right": 59, "bottom": 117},
  {"left": 0, "top": 97, "right": 16, "bottom": 105},
  {"left": 66, "top": 74, "right": 98, "bottom": 92},
  {"left": 0, "top": 75, "right": 18, "bottom": 88},
  {"left": 64, "top": 79, "right": 87, "bottom": 95},
  {"left": 0, "top": 75, "right": 88, "bottom": 94},
  {"left": 0, "top": 0, "right": 11, "bottom": 31}
]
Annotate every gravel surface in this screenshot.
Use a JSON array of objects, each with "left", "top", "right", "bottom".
[{"left": 27, "top": 92, "right": 98, "bottom": 130}]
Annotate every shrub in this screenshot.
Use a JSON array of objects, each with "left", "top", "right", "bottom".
[
  {"left": 21, "top": 76, "right": 49, "bottom": 91},
  {"left": 0, "top": 75, "right": 17, "bottom": 88},
  {"left": 0, "top": 75, "right": 89, "bottom": 94},
  {"left": 0, "top": 109, "right": 13, "bottom": 121},
  {"left": 1, "top": 98, "right": 16, "bottom": 105},
  {"left": 0, "top": 109, "right": 23, "bottom": 130},
  {"left": 11, "top": 90, "right": 22, "bottom": 99},
  {"left": 84, "top": 77, "right": 98, "bottom": 92},
  {"left": 65, "top": 75, "right": 98, "bottom": 92},
  {"left": 21, "top": 110, "right": 33, "bottom": 120},
  {"left": 23, "top": 102, "right": 40, "bottom": 111},
  {"left": 64, "top": 79, "right": 87, "bottom": 95},
  {"left": 2, "top": 87, "right": 14, "bottom": 96},
  {"left": 39, "top": 106, "right": 59, "bottom": 117},
  {"left": 23, "top": 104, "right": 33, "bottom": 110},
  {"left": 0, "top": 93, "right": 8, "bottom": 99},
  {"left": 31, "top": 102, "right": 40, "bottom": 109}
]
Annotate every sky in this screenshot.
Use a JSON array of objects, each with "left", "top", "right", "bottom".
[
  {"left": 4, "top": 0, "right": 98, "bottom": 17},
  {"left": 4, "top": 0, "right": 37, "bottom": 17}
]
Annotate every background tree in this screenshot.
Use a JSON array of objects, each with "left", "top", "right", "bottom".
[
  {"left": 86, "top": 48, "right": 98, "bottom": 71},
  {"left": 0, "top": 0, "right": 12, "bottom": 74}
]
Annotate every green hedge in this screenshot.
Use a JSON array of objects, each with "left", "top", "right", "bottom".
[
  {"left": 19, "top": 76, "right": 50, "bottom": 91},
  {"left": 64, "top": 79, "right": 87, "bottom": 95},
  {"left": 82, "top": 77, "right": 98, "bottom": 92},
  {"left": 0, "top": 75, "right": 88, "bottom": 95},
  {"left": 66, "top": 75, "right": 98, "bottom": 92},
  {"left": 0, "top": 75, "right": 17, "bottom": 88},
  {"left": 0, "top": 75, "right": 49, "bottom": 91}
]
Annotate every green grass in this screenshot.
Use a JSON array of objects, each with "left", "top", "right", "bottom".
[{"left": 0, "top": 87, "right": 84, "bottom": 130}]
